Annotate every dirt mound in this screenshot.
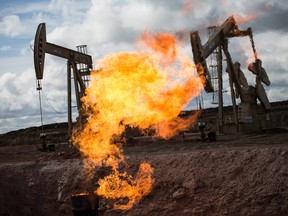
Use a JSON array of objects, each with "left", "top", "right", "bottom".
[
  {"left": 1, "top": 137, "right": 288, "bottom": 216},
  {"left": 0, "top": 122, "right": 68, "bottom": 147}
]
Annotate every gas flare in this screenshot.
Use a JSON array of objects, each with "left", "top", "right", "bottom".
[
  {"left": 232, "top": 13, "right": 256, "bottom": 25},
  {"left": 73, "top": 30, "right": 203, "bottom": 209},
  {"left": 182, "top": 1, "right": 193, "bottom": 15},
  {"left": 97, "top": 161, "right": 154, "bottom": 210}
]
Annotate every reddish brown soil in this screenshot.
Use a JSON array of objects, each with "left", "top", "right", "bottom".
[{"left": 1, "top": 130, "right": 288, "bottom": 216}]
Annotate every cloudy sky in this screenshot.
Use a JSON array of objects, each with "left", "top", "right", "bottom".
[{"left": 0, "top": 0, "right": 287, "bottom": 134}]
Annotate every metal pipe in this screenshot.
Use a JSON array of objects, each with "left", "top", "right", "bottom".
[
  {"left": 217, "top": 45, "right": 224, "bottom": 134},
  {"left": 67, "top": 61, "right": 72, "bottom": 144},
  {"left": 222, "top": 40, "right": 239, "bottom": 132},
  {"left": 71, "top": 193, "right": 99, "bottom": 216},
  {"left": 37, "top": 81, "right": 44, "bottom": 133}
]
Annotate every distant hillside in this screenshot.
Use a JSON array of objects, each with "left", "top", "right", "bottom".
[
  {"left": 1, "top": 100, "right": 287, "bottom": 146},
  {"left": 0, "top": 122, "right": 68, "bottom": 146}
]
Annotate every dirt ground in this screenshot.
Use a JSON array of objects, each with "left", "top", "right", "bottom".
[{"left": 1, "top": 129, "right": 288, "bottom": 216}]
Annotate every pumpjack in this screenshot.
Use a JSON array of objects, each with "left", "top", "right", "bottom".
[
  {"left": 190, "top": 16, "right": 271, "bottom": 133},
  {"left": 33, "top": 23, "right": 93, "bottom": 145}
]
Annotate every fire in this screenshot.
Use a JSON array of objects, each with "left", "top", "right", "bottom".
[
  {"left": 73, "top": 30, "right": 203, "bottom": 209},
  {"left": 157, "top": 111, "right": 200, "bottom": 139},
  {"left": 97, "top": 162, "right": 154, "bottom": 210},
  {"left": 182, "top": 1, "right": 193, "bottom": 15},
  {"left": 232, "top": 13, "right": 256, "bottom": 25},
  {"left": 253, "top": 51, "right": 258, "bottom": 60}
]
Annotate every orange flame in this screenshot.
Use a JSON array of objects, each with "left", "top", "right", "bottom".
[
  {"left": 253, "top": 51, "right": 258, "bottom": 60},
  {"left": 157, "top": 110, "right": 201, "bottom": 139},
  {"left": 73, "top": 31, "right": 203, "bottom": 210},
  {"left": 97, "top": 162, "right": 154, "bottom": 210},
  {"left": 140, "top": 30, "right": 177, "bottom": 66},
  {"left": 232, "top": 13, "right": 256, "bottom": 25},
  {"left": 182, "top": 1, "right": 193, "bottom": 15}
]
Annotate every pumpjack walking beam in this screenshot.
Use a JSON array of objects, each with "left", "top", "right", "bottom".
[{"left": 34, "top": 23, "right": 93, "bottom": 141}]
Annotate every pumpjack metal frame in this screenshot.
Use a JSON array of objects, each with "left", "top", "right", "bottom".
[
  {"left": 190, "top": 16, "right": 271, "bottom": 133},
  {"left": 34, "top": 23, "right": 93, "bottom": 141}
]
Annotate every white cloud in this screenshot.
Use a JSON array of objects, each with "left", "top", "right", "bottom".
[
  {"left": 0, "top": 15, "right": 23, "bottom": 37},
  {"left": 0, "top": 69, "right": 35, "bottom": 111},
  {"left": 251, "top": 31, "right": 288, "bottom": 102},
  {"left": 0, "top": 45, "right": 11, "bottom": 51},
  {"left": 120, "top": 1, "right": 169, "bottom": 31}
]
